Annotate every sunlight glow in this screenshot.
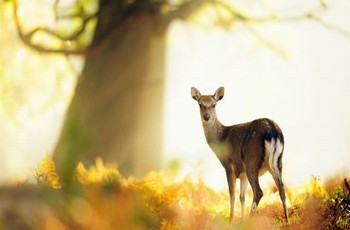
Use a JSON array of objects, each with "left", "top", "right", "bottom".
[
  {"left": 0, "top": 0, "right": 349, "bottom": 192},
  {"left": 164, "top": 2, "right": 350, "bottom": 190},
  {"left": 16, "top": 48, "right": 26, "bottom": 62}
]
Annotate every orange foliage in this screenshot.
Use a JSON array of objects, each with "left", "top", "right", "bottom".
[
  {"left": 33, "top": 154, "right": 61, "bottom": 189},
  {"left": 9, "top": 156, "right": 346, "bottom": 229}
]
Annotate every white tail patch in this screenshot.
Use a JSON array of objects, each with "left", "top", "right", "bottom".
[{"left": 264, "top": 138, "right": 284, "bottom": 173}]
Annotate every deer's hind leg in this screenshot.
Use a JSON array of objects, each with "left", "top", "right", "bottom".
[
  {"left": 270, "top": 156, "right": 289, "bottom": 222},
  {"left": 243, "top": 138, "right": 266, "bottom": 216},
  {"left": 246, "top": 171, "right": 263, "bottom": 215}
]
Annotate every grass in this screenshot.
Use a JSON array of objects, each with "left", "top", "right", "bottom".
[{"left": 0, "top": 156, "right": 349, "bottom": 229}]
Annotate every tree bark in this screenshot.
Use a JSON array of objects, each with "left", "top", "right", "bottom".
[{"left": 53, "top": 12, "right": 166, "bottom": 183}]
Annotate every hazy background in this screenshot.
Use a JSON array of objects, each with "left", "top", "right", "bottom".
[
  {"left": 164, "top": 1, "right": 350, "bottom": 189},
  {"left": 1, "top": 0, "right": 349, "bottom": 190}
]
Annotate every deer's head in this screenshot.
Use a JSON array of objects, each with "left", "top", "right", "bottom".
[{"left": 191, "top": 87, "right": 224, "bottom": 123}]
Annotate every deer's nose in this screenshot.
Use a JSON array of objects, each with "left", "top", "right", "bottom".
[{"left": 203, "top": 113, "right": 210, "bottom": 121}]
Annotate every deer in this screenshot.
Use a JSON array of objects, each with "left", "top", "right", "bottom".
[{"left": 191, "top": 87, "right": 288, "bottom": 223}]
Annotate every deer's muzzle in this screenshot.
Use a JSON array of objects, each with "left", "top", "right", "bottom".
[{"left": 203, "top": 113, "right": 210, "bottom": 121}]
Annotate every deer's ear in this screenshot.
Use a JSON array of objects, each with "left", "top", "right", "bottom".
[
  {"left": 214, "top": 87, "right": 224, "bottom": 101},
  {"left": 191, "top": 87, "right": 201, "bottom": 101}
]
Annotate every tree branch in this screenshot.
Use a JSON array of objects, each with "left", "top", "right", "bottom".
[
  {"left": 164, "top": 0, "right": 213, "bottom": 25},
  {"left": 244, "top": 23, "right": 287, "bottom": 57},
  {"left": 307, "top": 14, "right": 350, "bottom": 40},
  {"left": 13, "top": 0, "right": 96, "bottom": 55},
  {"left": 216, "top": 0, "right": 322, "bottom": 23},
  {"left": 13, "top": 0, "right": 350, "bottom": 56},
  {"left": 215, "top": 1, "right": 350, "bottom": 56},
  {"left": 12, "top": 0, "right": 156, "bottom": 55},
  {"left": 165, "top": 0, "right": 349, "bottom": 40}
]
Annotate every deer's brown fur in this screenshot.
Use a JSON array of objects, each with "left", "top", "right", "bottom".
[{"left": 191, "top": 87, "right": 288, "bottom": 223}]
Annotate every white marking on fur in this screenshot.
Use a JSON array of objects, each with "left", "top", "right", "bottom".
[
  {"left": 274, "top": 138, "right": 283, "bottom": 171},
  {"left": 265, "top": 138, "right": 284, "bottom": 173},
  {"left": 265, "top": 138, "right": 275, "bottom": 172}
]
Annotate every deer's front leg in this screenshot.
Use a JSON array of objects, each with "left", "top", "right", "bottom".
[{"left": 226, "top": 168, "right": 236, "bottom": 222}]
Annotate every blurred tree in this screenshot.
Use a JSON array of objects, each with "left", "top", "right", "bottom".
[{"left": 12, "top": 0, "right": 347, "bottom": 184}]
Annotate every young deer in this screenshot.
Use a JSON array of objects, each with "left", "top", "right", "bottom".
[{"left": 191, "top": 87, "right": 288, "bottom": 223}]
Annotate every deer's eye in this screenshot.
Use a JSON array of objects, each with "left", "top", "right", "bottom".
[
  {"left": 213, "top": 104, "right": 216, "bottom": 108},
  {"left": 199, "top": 104, "right": 203, "bottom": 108}
]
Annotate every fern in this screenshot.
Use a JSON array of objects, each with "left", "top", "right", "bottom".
[{"left": 34, "top": 155, "right": 61, "bottom": 189}]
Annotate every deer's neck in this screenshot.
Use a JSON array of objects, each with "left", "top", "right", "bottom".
[{"left": 202, "top": 116, "right": 225, "bottom": 144}]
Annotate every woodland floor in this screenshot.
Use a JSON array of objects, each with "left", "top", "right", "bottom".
[{"left": 0, "top": 157, "right": 349, "bottom": 230}]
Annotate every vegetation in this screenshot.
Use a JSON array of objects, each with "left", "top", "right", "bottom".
[{"left": 0, "top": 156, "right": 348, "bottom": 229}]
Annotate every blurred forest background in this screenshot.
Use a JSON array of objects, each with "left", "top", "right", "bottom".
[
  {"left": 1, "top": 0, "right": 350, "bottom": 188},
  {"left": 1, "top": 0, "right": 350, "bottom": 229}
]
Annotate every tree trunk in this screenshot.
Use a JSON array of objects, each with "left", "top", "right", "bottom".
[{"left": 53, "top": 12, "right": 166, "bottom": 183}]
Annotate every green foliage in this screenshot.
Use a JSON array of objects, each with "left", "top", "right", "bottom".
[{"left": 323, "top": 183, "right": 350, "bottom": 229}]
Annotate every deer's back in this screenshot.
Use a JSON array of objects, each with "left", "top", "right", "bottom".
[{"left": 224, "top": 118, "right": 284, "bottom": 177}]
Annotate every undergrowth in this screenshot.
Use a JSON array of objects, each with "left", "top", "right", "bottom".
[{"left": 0, "top": 156, "right": 349, "bottom": 230}]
